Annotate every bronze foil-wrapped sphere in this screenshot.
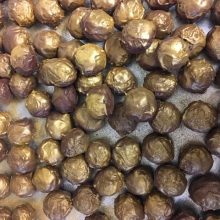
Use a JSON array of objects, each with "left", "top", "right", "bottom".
[
  {"left": 26, "top": 90, "right": 51, "bottom": 118},
  {"left": 9, "top": 74, "right": 37, "bottom": 99},
  {"left": 124, "top": 87, "right": 157, "bottom": 122},
  {"left": 67, "top": 7, "right": 91, "bottom": 39},
  {"left": 12, "top": 204, "right": 36, "bottom": 220},
  {"left": 0, "top": 206, "right": 12, "bottom": 220},
  {"left": 206, "top": 127, "right": 220, "bottom": 157},
  {"left": 8, "top": 0, "right": 35, "bottom": 27},
  {"left": 125, "top": 167, "right": 154, "bottom": 196},
  {"left": 121, "top": 19, "right": 157, "bottom": 54},
  {"left": 206, "top": 26, "right": 220, "bottom": 61},
  {"left": 34, "top": 0, "right": 64, "bottom": 26},
  {"left": 189, "top": 174, "right": 220, "bottom": 211},
  {"left": 144, "top": 191, "right": 174, "bottom": 220},
  {"left": 182, "top": 101, "right": 217, "bottom": 133},
  {"left": 33, "top": 30, "right": 61, "bottom": 58},
  {"left": 58, "top": 0, "right": 85, "bottom": 11},
  {"left": 114, "top": 193, "right": 145, "bottom": 220},
  {"left": 0, "top": 54, "right": 12, "bottom": 79},
  {"left": 39, "top": 58, "right": 77, "bottom": 87},
  {"left": 85, "top": 139, "right": 111, "bottom": 169},
  {"left": 58, "top": 40, "right": 83, "bottom": 63},
  {"left": 2, "top": 25, "right": 31, "bottom": 53},
  {"left": 76, "top": 73, "right": 103, "bottom": 94},
  {"left": 93, "top": 166, "right": 124, "bottom": 196},
  {"left": 73, "top": 104, "right": 105, "bottom": 132},
  {"left": 61, "top": 155, "right": 90, "bottom": 184},
  {"left": 32, "top": 166, "right": 61, "bottom": 193},
  {"left": 0, "top": 79, "right": 13, "bottom": 104},
  {"left": 113, "top": 0, "right": 145, "bottom": 27},
  {"left": 179, "top": 144, "right": 213, "bottom": 175},
  {"left": 143, "top": 71, "right": 177, "bottom": 100},
  {"left": 74, "top": 43, "right": 107, "bottom": 76},
  {"left": 155, "top": 165, "right": 187, "bottom": 197},
  {"left": 81, "top": 9, "right": 114, "bottom": 41},
  {"left": 173, "top": 24, "right": 206, "bottom": 58},
  {"left": 91, "top": 0, "right": 119, "bottom": 12},
  {"left": 143, "top": 133, "right": 174, "bottom": 164},
  {"left": 176, "top": 0, "right": 213, "bottom": 21},
  {"left": 46, "top": 112, "right": 72, "bottom": 140},
  {"left": 43, "top": 190, "right": 73, "bottom": 220},
  {"left": 178, "top": 59, "right": 215, "bottom": 93},
  {"left": 157, "top": 37, "right": 190, "bottom": 73},
  {"left": 104, "top": 32, "right": 130, "bottom": 67},
  {"left": 7, "top": 118, "right": 34, "bottom": 145},
  {"left": 150, "top": 101, "right": 181, "bottom": 134},
  {"left": 61, "top": 128, "right": 89, "bottom": 157},
  {"left": 105, "top": 67, "right": 136, "bottom": 94},
  {"left": 146, "top": 10, "right": 174, "bottom": 39},
  {"left": 10, "top": 173, "right": 35, "bottom": 197},
  {"left": 37, "top": 138, "right": 64, "bottom": 166},
  {"left": 108, "top": 103, "right": 138, "bottom": 136},
  {"left": 137, "top": 39, "right": 161, "bottom": 71},
  {"left": 0, "top": 175, "right": 10, "bottom": 199},
  {"left": 85, "top": 212, "right": 109, "bottom": 220},
  {"left": 52, "top": 86, "right": 78, "bottom": 113},
  {"left": 0, "top": 139, "right": 8, "bottom": 162},
  {"left": 10, "top": 45, "right": 38, "bottom": 77},
  {"left": 212, "top": 0, "right": 220, "bottom": 24},
  {"left": 113, "top": 136, "right": 141, "bottom": 172},
  {"left": 0, "top": 112, "right": 11, "bottom": 137},
  {"left": 7, "top": 145, "right": 37, "bottom": 174},
  {"left": 145, "top": 0, "right": 176, "bottom": 10},
  {"left": 85, "top": 84, "right": 114, "bottom": 119},
  {"left": 73, "top": 185, "right": 101, "bottom": 215}
]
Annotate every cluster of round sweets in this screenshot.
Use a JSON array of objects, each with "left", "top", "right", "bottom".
[{"left": 0, "top": 0, "right": 220, "bottom": 219}]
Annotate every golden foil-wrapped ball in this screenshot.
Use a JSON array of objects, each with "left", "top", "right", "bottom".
[
  {"left": 76, "top": 73, "right": 103, "bottom": 94},
  {"left": 8, "top": 0, "right": 35, "bottom": 27},
  {"left": 85, "top": 139, "right": 111, "bottom": 169},
  {"left": 0, "top": 112, "right": 11, "bottom": 137},
  {"left": 137, "top": 39, "right": 161, "bottom": 71},
  {"left": 121, "top": 19, "right": 157, "bottom": 54},
  {"left": 9, "top": 74, "right": 37, "bottom": 99},
  {"left": 145, "top": 0, "right": 176, "bottom": 10},
  {"left": 43, "top": 190, "right": 72, "bottom": 220},
  {"left": 32, "top": 166, "right": 61, "bottom": 193},
  {"left": 73, "top": 185, "right": 101, "bottom": 215},
  {"left": 93, "top": 166, "right": 124, "bottom": 196},
  {"left": 74, "top": 44, "right": 107, "bottom": 76},
  {"left": 0, "top": 54, "right": 12, "bottom": 79},
  {"left": 12, "top": 204, "right": 36, "bottom": 220},
  {"left": 0, "top": 140, "right": 8, "bottom": 162},
  {"left": 91, "top": 0, "right": 119, "bottom": 12},
  {"left": 176, "top": 0, "right": 213, "bottom": 21},
  {"left": 81, "top": 9, "right": 114, "bottom": 41},
  {"left": 7, "top": 118, "right": 34, "bottom": 145},
  {"left": 113, "top": 136, "right": 141, "bottom": 172},
  {"left": 105, "top": 67, "right": 136, "bottom": 94},
  {"left": 0, "top": 175, "right": 10, "bottom": 199},
  {"left": 113, "top": 0, "right": 145, "bottom": 27},
  {"left": 33, "top": 30, "right": 61, "bottom": 58},
  {"left": 34, "top": 0, "right": 64, "bottom": 26},
  {"left": 73, "top": 104, "right": 105, "bottom": 132},
  {"left": 67, "top": 7, "right": 91, "bottom": 39},
  {"left": 26, "top": 90, "right": 51, "bottom": 118},
  {"left": 146, "top": 10, "right": 174, "bottom": 39},
  {"left": 104, "top": 32, "right": 130, "bottom": 66},
  {"left": 39, "top": 58, "right": 77, "bottom": 87},
  {"left": 85, "top": 84, "right": 114, "bottom": 119},
  {"left": 173, "top": 24, "right": 206, "bottom": 58},
  {"left": 37, "top": 138, "right": 64, "bottom": 166},
  {"left": 7, "top": 145, "right": 37, "bottom": 174},
  {"left": 58, "top": 0, "right": 85, "bottom": 11},
  {"left": 61, "top": 155, "right": 90, "bottom": 184},
  {"left": 157, "top": 37, "right": 190, "bottom": 73},
  {"left": 0, "top": 206, "right": 12, "bottom": 220},
  {"left": 10, "top": 173, "right": 35, "bottom": 198},
  {"left": 46, "top": 112, "right": 72, "bottom": 140}
]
